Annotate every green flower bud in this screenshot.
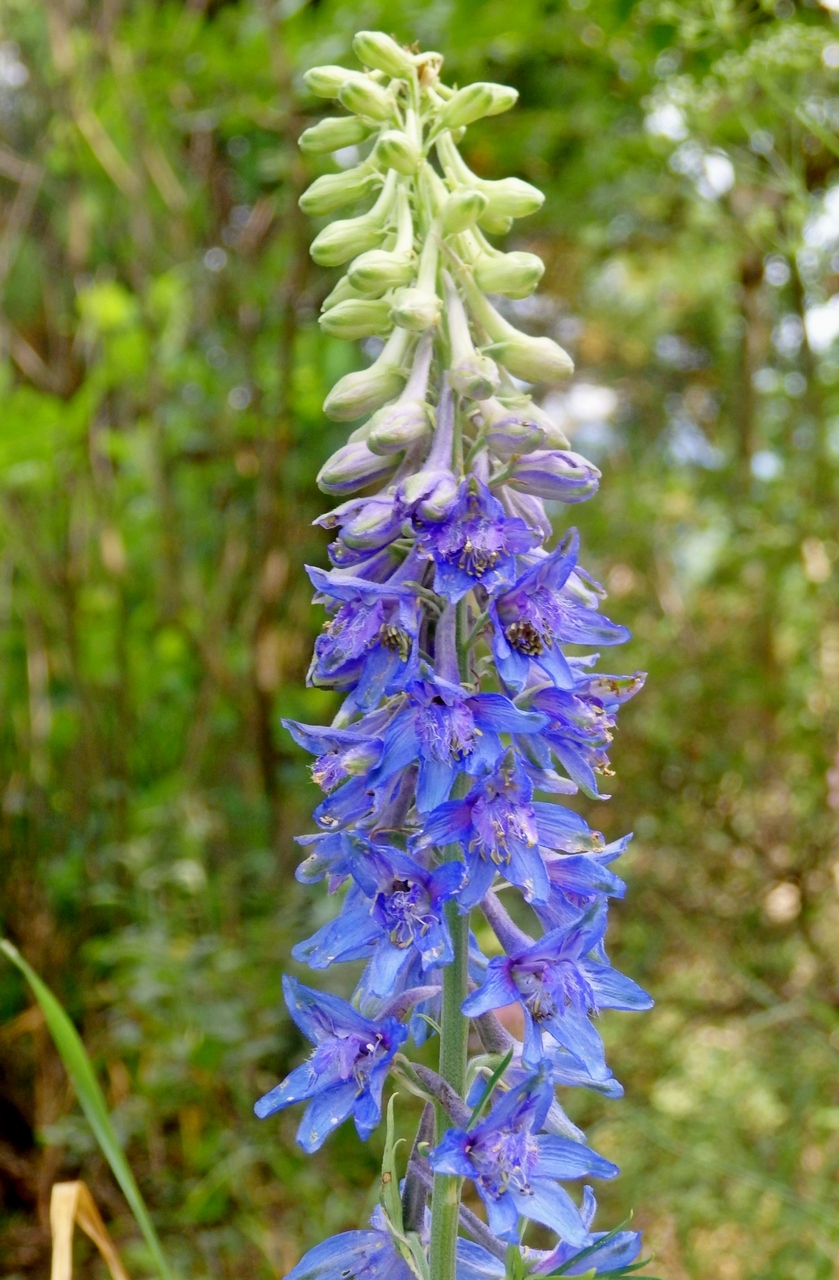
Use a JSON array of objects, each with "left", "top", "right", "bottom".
[
  {"left": 473, "top": 250, "right": 545, "bottom": 299},
  {"left": 438, "top": 82, "right": 496, "bottom": 129},
  {"left": 500, "top": 396, "right": 570, "bottom": 448},
  {"left": 321, "top": 277, "right": 366, "bottom": 311},
  {"left": 367, "top": 399, "right": 431, "bottom": 454},
  {"left": 319, "top": 297, "right": 394, "bottom": 339},
  {"left": 298, "top": 116, "right": 373, "bottom": 155},
  {"left": 440, "top": 188, "right": 488, "bottom": 236},
  {"left": 347, "top": 248, "right": 415, "bottom": 296},
  {"left": 478, "top": 210, "right": 514, "bottom": 235},
  {"left": 317, "top": 440, "right": 399, "bottom": 494},
  {"left": 485, "top": 84, "right": 519, "bottom": 116},
  {"left": 303, "top": 65, "right": 355, "bottom": 98},
  {"left": 460, "top": 274, "right": 574, "bottom": 383},
  {"left": 485, "top": 333, "right": 574, "bottom": 383},
  {"left": 338, "top": 76, "right": 394, "bottom": 121},
  {"left": 299, "top": 164, "right": 379, "bottom": 217},
  {"left": 352, "top": 31, "right": 416, "bottom": 79},
  {"left": 310, "top": 216, "right": 388, "bottom": 267},
  {"left": 478, "top": 176, "right": 544, "bottom": 220},
  {"left": 323, "top": 327, "right": 413, "bottom": 420},
  {"left": 390, "top": 286, "right": 441, "bottom": 331},
  {"left": 372, "top": 130, "right": 420, "bottom": 175}
]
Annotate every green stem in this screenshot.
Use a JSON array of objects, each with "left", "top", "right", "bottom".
[{"left": 428, "top": 897, "right": 469, "bottom": 1280}]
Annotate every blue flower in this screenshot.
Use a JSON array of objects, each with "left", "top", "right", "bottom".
[
  {"left": 534, "top": 839, "right": 630, "bottom": 933},
  {"left": 414, "top": 751, "right": 604, "bottom": 908},
  {"left": 455, "top": 1186, "right": 642, "bottom": 1278},
  {"left": 292, "top": 848, "right": 464, "bottom": 997},
  {"left": 522, "top": 671, "right": 645, "bottom": 798},
  {"left": 307, "top": 565, "right": 422, "bottom": 710},
  {"left": 414, "top": 477, "right": 540, "bottom": 603},
  {"left": 429, "top": 1068, "right": 618, "bottom": 1244},
  {"left": 254, "top": 976, "right": 407, "bottom": 1152},
  {"left": 368, "top": 676, "right": 547, "bottom": 812},
  {"left": 285, "top": 1216, "right": 416, "bottom": 1280},
  {"left": 489, "top": 531, "right": 629, "bottom": 693},
  {"left": 462, "top": 904, "right": 652, "bottom": 1072}
]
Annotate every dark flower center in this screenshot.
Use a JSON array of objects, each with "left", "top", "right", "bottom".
[
  {"left": 379, "top": 622, "right": 411, "bottom": 660},
  {"left": 505, "top": 620, "right": 544, "bottom": 655},
  {"left": 469, "top": 1126, "right": 538, "bottom": 1199},
  {"left": 378, "top": 876, "right": 435, "bottom": 948}
]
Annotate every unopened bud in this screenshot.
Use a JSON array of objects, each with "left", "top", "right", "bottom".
[
  {"left": 390, "top": 285, "right": 442, "bottom": 331},
  {"left": 438, "top": 82, "right": 496, "bottom": 129},
  {"left": 299, "top": 165, "right": 378, "bottom": 216},
  {"left": 299, "top": 116, "right": 373, "bottom": 154},
  {"left": 323, "top": 328, "right": 412, "bottom": 420},
  {"left": 317, "top": 441, "right": 399, "bottom": 494},
  {"left": 485, "top": 332, "right": 574, "bottom": 383},
  {"left": 478, "top": 176, "right": 544, "bottom": 220},
  {"left": 311, "top": 215, "right": 388, "bottom": 267},
  {"left": 450, "top": 352, "right": 500, "bottom": 400},
  {"left": 398, "top": 468, "right": 459, "bottom": 522},
  {"left": 473, "top": 250, "right": 544, "bottom": 299},
  {"left": 352, "top": 31, "right": 416, "bottom": 79},
  {"left": 321, "top": 276, "right": 365, "bottom": 311},
  {"left": 319, "top": 297, "right": 393, "bottom": 339},
  {"left": 505, "top": 450, "right": 600, "bottom": 503},
  {"left": 502, "top": 398, "right": 570, "bottom": 448},
  {"left": 338, "top": 76, "right": 394, "bottom": 121},
  {"left": 367, "top": 400, "right": 431, "bottom": 454},
  {"left": 304, "top": 65, "right": 355, "bottom": 98},
  {"left": 341, "top": 497, "right": 404, "bottom": 550},
  {"left": 348, "top": 248, "right": 415, "bottom": 295},
  {"left": 373, "top": 129, "right": 420, "bottom": 175},
  {"left": 440, "top": 188, "right": 488, "bottom": 236},
  {"left": 478, "top": 210, "right": 513, "bottom": 235},
  {"left": 477, "top": 398, "right": 545, "bottom": 457},
  {"left": 485, "top": 84, "right": 519, "bottom": 116}
]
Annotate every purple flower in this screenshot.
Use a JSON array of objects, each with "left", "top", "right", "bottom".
[
  {"left": 414, "top": 477, "right": 540, "bottom": 603},
  {"left": 489, "top": 531, "right": 629, "bottom": 693},
  {"left": 254, "top": 976, "right": 407, "bottom": 1152},
  {"left": 429, "top": 1068, "right": 618, "bottom": 1244},
  {"left": 534, "top": 838, "right": 630, "bottom": 933},
  {"left": 522, "top": 671, "right": 645, "bottom": 798},
  {"left": 285, "top": 1213, "right": 416, "bottom": 1280},
  {"left": 283, "top": 716, "right": 386, "bottom": 794},
  {"left": 307, "top": 566, "right": 421, "bottom": 710},
  {"left": 292, "top": 848, "right": 464, "bottom": 997},
  {"left": 456, "top": 1186, "right": 642, "bottom": 1278},
  {"left": 368, "top": 676, "right": 547, "bottom": 812},
  {"left": 414, "top": 752, "right": 604, "bottom": 908},
  {"left": 462, "top": 905, "right": 652, "bottom": 1072}
]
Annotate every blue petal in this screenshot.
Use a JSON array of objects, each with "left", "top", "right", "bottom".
[
  {"left": 367, "top": 939, "right": 414, "bottom": 998},
  {"left": 292, "top": 904, "right": 381, "bottom": 969},
  {"left": 535, "top": 1135, "right": 619, "bottom": 1181},
  {"left": 296, "top": 1082, "right": 358, "bottom": 1153},
  {"left": 482, "top": 1188, "right": 520, "bottom": 1242},
  {"left": 286, "top": 1230, "right": 414, "bottom": 1280},
  {"left": 583, "top": 962, "right": 654, "bottom": 1011},
  {"left": 457, "top": 854, "right": 498, "bottom": 910},
  {"left": 543, "top": 1008, "right": 606, "bottom": 1075},
  {"left": 429, "top": 1127, "right": 473, "bottom": 1178},
  {"left": 510, "top": 1178, "right": 587, "bottom": 1246},
  {"left": 507, "top": 839, "right": 550, "bottom": 904},
  {"left": 254, "top": 1061, "right": 321, "bottom": 1117},
  {"left": 532, "top": 802, "right": 596, "bottom": 851},
  {"left": 417, "top": 757, "right": 457, "bottom": 812},
  {"left": 462, "top": 958, "right": 517, "bottom": 1017},
  {"left": 283, "top": 975, "right": 377, "bottom": 1043},
  {"left": 455, "top": 1240, "right": 505, "bottom": 1280},
  {"left": 471, "top": 693, "right": 547, "bottom": 735}
]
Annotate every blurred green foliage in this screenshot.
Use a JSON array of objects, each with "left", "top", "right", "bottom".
[{"left": 0, "top": 1, "right": 838, "bottom": 1277}]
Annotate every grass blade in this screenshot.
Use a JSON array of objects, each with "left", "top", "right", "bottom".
[{"left": 1, "top": 940, "right": 174, "bottom": 1280}]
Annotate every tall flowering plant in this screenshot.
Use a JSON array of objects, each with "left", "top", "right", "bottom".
[{"left": 257, "top": 32, "right": 652, "bottom": 1280}]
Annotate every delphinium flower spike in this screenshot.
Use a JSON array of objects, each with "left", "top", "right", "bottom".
[{"left": 257, "top": 30, "right": 650, "bottom": 1280}]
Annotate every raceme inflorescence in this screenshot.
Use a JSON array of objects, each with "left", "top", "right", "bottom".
[{"left": 255, "top": 31, "right": 652, "bottom": 1280}]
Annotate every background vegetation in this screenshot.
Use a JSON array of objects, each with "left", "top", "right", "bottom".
[{"left": 0, "top": 1, "right": 838, "bottom": 1276}]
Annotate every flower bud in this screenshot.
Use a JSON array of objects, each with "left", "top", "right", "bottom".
[
  {"left": 323, "top": 327, "right": 412, "bottom": 421},
  {"left": 450, "top": 352, "right": 500, "bottom": 400},
  {"left": 478, "top": 210, "right": 513, "bottom": 236},
  {"left": 367, "top": 399, "right": 431, "bottom": 454},
  {"left": 485, "top": 84, "right": 519, "bottom": 116},
  {"left": 337, "top": 76, "right": 394, "bottom": 121},
  {"left": 303, "top": 65, "right": 355, "bottom": 99},
  {"left": 321, "top": 276, "right": 365, "bottom": 311},
  {"left": 298, "top": 116, "right": 373, "bottom": 154},
  {"left": 501, "top": 397, "right": 570, "bottom": 448},
  {"left": 310, "top": 215, "right": 388, "bottom": 267},
  {"left": 438, "top": 82, "right": 496, "bottom": 129},
  {"left": 352, "top": 31, "right": 416, "bottom": 79},
  {"left": 319, "top": 297, "right": 393, "bottom": 339},
  {"left": 372, "top": 129, "right": 420, "bottom": 175},
  {"left": 478, "top": 176, "right": 544, "bottom": 220},
  {"left": 341, "top": 497, "right": 404, "bottom": 550},
  {"left": 485, "top": 332, "right": 574, "bottom": 383},
  {"left": 476, "top": 397, "right": 545, "bottom": 457},
  {"left": 317, "top": 441, "right": 399, "bottom": 494},
  {"left": 398, "top": 467, "right": 459, "bottom": 522},
  {"left": 347, "top": 248, "right": 415, "bottom": 295},
  {"left": 505, "top": 449, "right": 600, "bottom": 502},
  {"left": 299, "top": 165, "right": 378, "bottom": 216},
  {"left": 473, "top": 250, "right": 545, "bottom": 299},
  {"left": 440, "top": 188, "right": 488, "bottom": 236},
  {"left": 390, "top": 285, "right": 442, "bottom": 331}
]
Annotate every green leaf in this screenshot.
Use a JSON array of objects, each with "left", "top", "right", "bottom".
[{"left": 1, "top": 940, "right": 175, "bottom": 1280}]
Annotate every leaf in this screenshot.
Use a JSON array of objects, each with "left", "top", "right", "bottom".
[
  {"left": 0, "top": 940, "right": 175, "bottom": 1280},
  {"left": 467, "top": 1048, "right": 513, "bottom": 1129}
]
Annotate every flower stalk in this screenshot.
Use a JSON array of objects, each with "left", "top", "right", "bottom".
[{"left": 257, "top": 31, "right": 651, "bottom": 1280}]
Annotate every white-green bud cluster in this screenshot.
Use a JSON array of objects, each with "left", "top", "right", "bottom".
[{"left": 300, "top": 31, "right": 575, "bottom": 494}]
